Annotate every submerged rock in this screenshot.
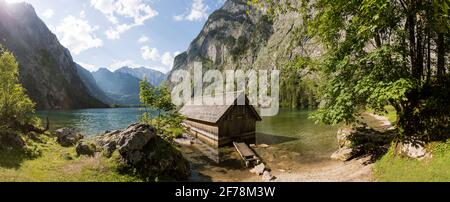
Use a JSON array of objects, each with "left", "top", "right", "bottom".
[{"left": 54, "top": 128, "right": 83, "bottom": 147}]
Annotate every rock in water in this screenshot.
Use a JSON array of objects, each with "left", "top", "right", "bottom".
[{"left": 54, "top": 128, "right": 83, "bottom": 147}]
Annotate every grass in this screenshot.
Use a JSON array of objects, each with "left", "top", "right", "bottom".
[
  {"left": 374, "top": 139, "right": 450, "bottom": 182},
  {"left": 0, "top": 135, "right": 141, "bottom": 182}
]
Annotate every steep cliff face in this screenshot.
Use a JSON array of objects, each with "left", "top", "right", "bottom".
[
  {"left": 0, "top": 1, "right": 106, "bottom": 109},
  {"left": 170, "top": 0, "right": 317, "bottom": 75},
  {"left": 169, "top": 0, "right": 321, "bottom": 108}
]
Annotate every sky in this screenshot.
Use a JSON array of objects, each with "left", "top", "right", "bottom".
[{"left": 4, "top": 0, "right": 226, "bottom": 73}]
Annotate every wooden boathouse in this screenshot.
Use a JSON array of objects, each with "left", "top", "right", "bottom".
[{"left": 179, "top": 92, "right": 262, "bottom": 147}]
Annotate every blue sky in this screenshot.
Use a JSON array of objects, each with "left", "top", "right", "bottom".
[{"left": 5, "top": 0, "right": 226, "bottom": 73}]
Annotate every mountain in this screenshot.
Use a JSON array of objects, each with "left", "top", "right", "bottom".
[
  {"left": 91, "top": 68, "right": 142, "bottom": 105},
  {"left": 75, "top": 64, "right": 113, "bottom": 105},
  {"left": 168, "top": 0, "right": 319, "bottom": 108},
  {"left": 116, "top": 66, "right": 166, "bottom": 86},
  {"left": 0, "top": 1, "right": 106, "bottom": 109}
]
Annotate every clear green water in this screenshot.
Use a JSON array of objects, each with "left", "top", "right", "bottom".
[
  {"left": 256, "top": 109, "right": 339, "bottom": 160},
  {"left": 37, "top": 108, "right": 154, "bottom": 136}
]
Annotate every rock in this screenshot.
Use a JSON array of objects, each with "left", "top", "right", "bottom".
[
  {"left": 337, "top": 128, "right": 354, "bottom": 148},
  {"left": 0, "top": 133, "right": 26, "bottom": 150},
  {"left": 398, "top": 142, "right": 427, "bottom": 159},
  {"left": 93, "top": 123, "right": 191, "bottom": 181},
  {"left": 250, "top": 163, "right": 266, "bottom": 175},
  {"left": 102, "top": 142, "right": 116, "bottom": 158},
  {"left": 117, "top": 124, "right": 157, "bottom": 153},
  {"left": 259, "top": 144, "right": 270, "bottom": 148},
  {"left": 76, "top": 142, "right": 97, "bottom": 156},
  {"left": 278, "top": 169, "right": 286, "bottom": 172},
  {"left": 330, "top": 147, "right": 354, "bottom": 161},
  {"left": 262, "top": 171, "right": 275, "bottom": 181},
  {"left": 55, "top": 128, "right": 83, "bottom": 147}
]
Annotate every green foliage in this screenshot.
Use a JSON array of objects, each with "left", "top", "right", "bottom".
[
  {"left": 250, "top": 0, "right": 450, "bottom": 142},
  {"left": 0, "top": 47, "right": 38, "bottom": 134},
  {"left": 280, "top": 56, "right": 319, "bottom": 109},
  {"left": 139, "top": 79, "right": 175, "bottom": 112}
]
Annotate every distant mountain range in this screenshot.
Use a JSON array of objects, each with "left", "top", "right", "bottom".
[{"left": 77, "top": 66, "right": 166, "bottom": 105}]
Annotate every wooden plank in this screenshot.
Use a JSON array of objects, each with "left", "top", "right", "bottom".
[{"left": 233, "top": 142, "right": 255, "bottom": 157}]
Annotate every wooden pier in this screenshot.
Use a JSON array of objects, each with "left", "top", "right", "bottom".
[{"left": 233, "top": 142, "right": 260, "bottom": 167}]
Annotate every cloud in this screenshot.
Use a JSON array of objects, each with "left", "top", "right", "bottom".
[
  {"left": 174, "top": 0, "right": 209, "bottom": 22},
  {"left": 141, "top": 46, "right": 160, "bottom": 61},
  {"left": 90, "top": 0, "right": 158, "bottom": 40},
  {"left": 141, "top": 46, "right": 180, "bottom": 73},
  {"left": 43, "top": 9, "right": 54, "bottom": 19},
  {"left": 55, "top": 15, "right": 103, "bottom": 55},
  {"left": 138, "top": 35, "right": 149, "bottom": 43}
]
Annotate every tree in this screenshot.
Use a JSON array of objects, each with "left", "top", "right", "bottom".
[
  {"left": 0, "top": 47, "right": 45, "bottom": 135},
  {"left": 249, "top": 0, "right": 450, "bottom": 142}
]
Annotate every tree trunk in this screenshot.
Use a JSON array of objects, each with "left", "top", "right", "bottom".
[{"left": 437, "top": 33, "right": 445, "bottom": 78}]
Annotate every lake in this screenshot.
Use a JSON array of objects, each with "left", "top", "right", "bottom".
[
  {"left": 37, "top": 108, "right": 338, "bottom": 161},
  {"left": 37, "top": 108, "right": 152, "bottom": 136}
]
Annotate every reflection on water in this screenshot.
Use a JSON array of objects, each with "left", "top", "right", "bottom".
[
  {"left": 37, "top": 108, "right": 155, "bottom": 136},
  {"left": 256, "top": 109, "right": 339, "bottom": 162}
]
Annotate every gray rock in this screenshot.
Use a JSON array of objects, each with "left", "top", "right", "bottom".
[
  {"left": 336, "top": 128, "right": 354, "bottom": 148},
  {"left": 262, "top": 171, "right": 275, "bottom": 181},
  {"left": 117, "top": 124, "right": 157, "bottom": 153},
  {"left": 55, "top": 128, "right": 83, "bottom": 147},
  {"left": 76, "top": 142, "right": 97, "bottom": 156},
  {"left": 330, "top": 147, "right": 353, "bottom": 161},
  {"left": 398, "top": 142, "right": 427, "bottom": 159},
  {"left": 250, "top": 163, "right": 266, "bottom": 175},
  {"left": 0, "top": 133, "right": 26, "bottom": 150}
]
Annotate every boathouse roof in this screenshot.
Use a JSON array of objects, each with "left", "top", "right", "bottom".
[{"left": 179, "top": 92, "right": 262, "bottom": 124}]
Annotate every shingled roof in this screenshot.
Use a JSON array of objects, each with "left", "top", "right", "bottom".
[{"left": 179, "top": 92, "right": 262, "bottom": 123}]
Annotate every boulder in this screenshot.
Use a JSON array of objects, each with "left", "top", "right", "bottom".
[
  {"left": 336, "top": 128, "right": 354, "bottom": 148},
  {"left": 93, "top": 123, "right": 190, "bottom": 181},
  {"left": 397, "top": 142, "right": 428, "bottom": 159},
  {"left": 0, "top": 133, "right": 26, "bottom": 150},
  {"left": 330, "top": 147, "right": 354, "bottom": 161},
  {"left": 54, "top": 128, "right": 83, "bottom": 147},
  {"left": 75, "top": 142, "right": 97, "bottom": 156},
  {"left": 117, "top": 124, "right": 157, "bottom": 153},
  {"left": 250, "top": 163, "right": 266, "bottom": 175}
]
